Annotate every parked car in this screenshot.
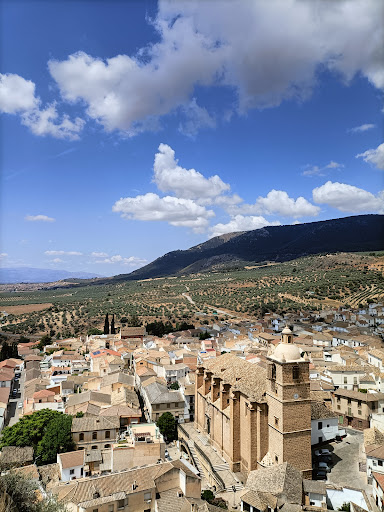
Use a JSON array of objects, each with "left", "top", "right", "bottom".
[
  {"left": 18, "top": 402, "right": 22, "bottom": 409},
  {"left": 12, "top": 390, "right": 17, "bottom": 397},
  {"left": 315, "top": 449, "right": 331, "bottom": 456}
]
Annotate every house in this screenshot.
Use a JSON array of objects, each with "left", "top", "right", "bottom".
[
  {"left": 325, "top": 365, "right": 366, "bottom": 391},
  {"left": 57, "top": 450, "right": 85, "bottom": 481},
  {"left": 53, "top": 459, "right": 201, "bottom": 512},
  {"left": 140, "top": 379, "right": 185, "bottom": 424},
  {"left": 303, "top": 480, "right": 327, "bottom": 508},
  {"left": 0, "top": 446, "right": 34, "bottom": 469},
  {"left": 373, "top": 472, "right": 384, "bottom": 510},
  {"left": 369, "top": 349, "right": 384, "bottom": 369},
  {"left": 311, "top": 401, "right": 339, "bottom": 445},
  {"left": 120, "top": 326, "right": 146, "bottom": 341},
  {"left": 241, "top": 463, "right": 303, "bottom": 512},
  {"left": 366, "top": 445, "right": 384, "bottom": 479},
  {"left": 71, "top": 416, "right": 120, "bottom": 451},
  {"left": 99, "top": 404, "right": 141, "bottom": 427},
  {"left": 331, "top": 389, "right": 384, "bottom": 430}
]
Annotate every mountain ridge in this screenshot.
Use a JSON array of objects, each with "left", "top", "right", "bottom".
[
  {"left": 103, "top": 214, "right": 384, "bottom": 283},
  {"left": 0, "top": 267, "right": 103, "bottom": 284}
]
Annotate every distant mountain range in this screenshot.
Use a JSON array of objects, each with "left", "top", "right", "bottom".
[
  {"left": 0, "top": 267, "right": 102, "bottom": 284},
  {"left": 101, "top": 214, "right": 384, "bottom": 283}
]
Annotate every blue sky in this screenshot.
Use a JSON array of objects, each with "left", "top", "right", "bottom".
[{"left": 1, "top": 0, "right": 383, "bottom": 276}]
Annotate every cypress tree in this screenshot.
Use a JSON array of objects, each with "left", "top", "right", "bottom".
[
  {"left": 103, "top": 313, "right": 109, "bottom": 335},
  {"left": 111, "top": 314, "right": 116, "bottom": 334}
]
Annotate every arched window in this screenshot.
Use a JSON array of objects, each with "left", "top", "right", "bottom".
[
  {"left": 92, "top": 431, "right": 98, "bottom": 440},
  {"left": 292, "top": 365, "right": 299, "bottom": 380},
  {"left": 104, "top": 444, "right": 111, "bottom": 448},
  {"left": 270, "top": 363, "right": 276, "bottom": 380}
]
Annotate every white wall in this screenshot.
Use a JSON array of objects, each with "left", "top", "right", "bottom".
[
  {"left": 308, "top": 492, "right": 326, "bottom": 507},
  {"left": 367, "top": 456, "right": 384, "bottom": 478},
  {"left": 61, "top": 464, "right": 84, "bottom": 482},
  {"left": 326, "top": 488, "right": 368, "bottom": 511},
  {"left": 311, "top": 417, "right": 339, "bottom": 445}
]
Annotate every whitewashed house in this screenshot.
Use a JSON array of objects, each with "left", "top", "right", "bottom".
[
  {"left": 57, "top": 450, "right": 85, "bottom": 481},
  {"left": 311, "top": 402, "right": 339, "bottom": 445}
]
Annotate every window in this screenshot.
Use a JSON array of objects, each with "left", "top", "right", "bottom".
[
  {"left": 166, "top": 403, "right": 170, "bottom": 409},
  {"left": 358, "top": 410, "right": 362, "bottom": 415},
  {"left": 109, "top": 506, "right": 114, "bottom": 512},
  {"left": 275, "top": 455, "right": 278, "bottom": 463},
  {"left": 79, "top": 433, "right": 84, "bottom": 441},
  {"left": 69, "top": 469, "right": 74, "bottom": 475},
  {"left": 93, "top": 509, "right": 98, "bottom": 512},
  {"left": 92, "top": 431, "right": 98, "bottom": 440},
  {"left": 105, "top": 430, "right": 110, "bottom": 439},
  {"left": 347, "top": 399, "right": 351, "bottom": 405},
  {"left": 274, "top": 417, "right": 279, "bottom": 427},
  {"left": 318, "top": 421, "right": 322, "bottom": 429},
  {"left": 117, "top": 498, "right": 125, "bottom": 509},
  {"left": 358, "top": 401, "right": 362, "bottom": 407},
  {"left": 270, "top": 364, "right": 276, "bottom": 380},
  {"left": 144, "top": 491, "right": 152, "bottom": 501},
  {"left": 292, "top": 366, "right": 299, "bottom": 380},
  {"left": 92, "top": 445, "right": 98, "bottom": 450},
  {"left": 344, "top": 377, "right": 348, "bottom": 384},
  {"left": 337, "top": 405, "right": 340, "bottom": 410},
  {"left": 105, "top": 444, "right": 111, "bottom": 448},
  {"left": 379, "top": 460, "right": 383, "bottom": 467}
]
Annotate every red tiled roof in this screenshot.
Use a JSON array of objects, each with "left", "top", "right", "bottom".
[
  {"left": 33, "top": 389, "right": 55, "bottom": 399},
  {"left": 373, "top": 472, "right": 384, "bottom": 490}
]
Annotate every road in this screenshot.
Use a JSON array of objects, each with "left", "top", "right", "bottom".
[{"left": 7, "top": 367, "right": 25, "bottom": 427}]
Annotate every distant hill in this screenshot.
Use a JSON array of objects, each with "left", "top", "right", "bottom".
[
  {"left": 0, "top": 267, "right": 103, "bottom": 284},
  {"left": 104, "top": 214, "right": 384, "bottom": 283}
]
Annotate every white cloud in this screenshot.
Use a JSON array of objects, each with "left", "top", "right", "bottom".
[
  {"left": 45, "top": 250, "right": 83, "bottom": 256},
  {"left": 51, "top": 258, "right": 64, "bottom": 263},
  {"left": 178, "top": 98, "right": 215, "bottom": 137},
  {"left": 0, "top": 74, "right": 38, "bottom": 113},
  {"left": 91, "top": 252, "right": 109, "bottom": 258},
  {"left": 25, "top": 214, "right": 55, "bottom": 222},
  {"left": 21, "top": 105, "right": 84, "bottom": 141},
  {"left": 153, "top": 143, "right": 230, "bottom": 200},
  {"left": 210, "top": 215, "right": 280, "bottom": 238},
  {"left": 235, "top": 190, "right": 320, "bottom": 218},
  {"left": 95, "top": 254, "right": 147, "bottom": 266},
  {"left": 112, "top": 192, "right": 214, "bottom": 232},
  {"left": 43, "top": 0, "right": 383, "bottom": 136},
  {"left": 312, "top": 181, "right": 384, "bottom": 213},
  {"left": 0, "top": 73, "right": 84, "bottom": 140},
  {"left": 356, "top": 142, "right": 384, "bottom": 170},
  {"left": 0, "top": 253, "right": 8, "bottom": 260},
  {"left": 302, "top": 161, "right": 344, "bottom": 177},
  {"left": 349, "top": 123, "right": 375, "bottom": 133}
]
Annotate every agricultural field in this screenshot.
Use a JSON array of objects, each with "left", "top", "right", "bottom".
[{"left": 0, "top": 252, "right": 383, "bottom": 338}]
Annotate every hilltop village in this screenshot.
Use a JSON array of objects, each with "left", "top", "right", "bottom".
[{"left": 1, "top": 303, "right": 384, "bottom": 511}]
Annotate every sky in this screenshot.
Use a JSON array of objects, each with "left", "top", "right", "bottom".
[{"left": 0, "top": 0, "right": 383, "bottom": 277}]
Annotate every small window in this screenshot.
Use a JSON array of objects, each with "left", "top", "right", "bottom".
[
  {"left": 79, "top": 433, "right": 84, "bottom": 441},
  {"left": 117, "top": 498, "right": 125, "bottom": 509},
  {"left": 337, "top": 405, "right": 340, "bottom": 410},
  {"left": 275, "top": 455, "right": 278, "bottom": 463},
  {"left": 144, "top": 491, "right": 152, "bottom": 501},
  {"left": 344, "top": 377, "right": 348, "bottom": 384},
  {"left": 105, "top": 430, "right": 110, "bottom": 439},
  {"left": 69, "top": 469, "right": 74, "bottom": 475},
  {"left": 318, "top": 421, "right": 323, "bottom": 429},
  {"left": 166, "top": 403, "right": 170, "bottom": 409},
  {"left": 92, "top": 431, "right": 98, "bottom": 440},
  {"left": 91, "top": 445, "right": 98, "bottom": 450},
  {"left": 104, "top": 444, "right": 111, "bottom": 448},
  {"left": 358, "top": 410, "right": 362, "bottom": 415},
  {"left": 275, "top": 417, "right": 279, "bottom": 427},
  {"left": 358, "top": 401, "right": 362, "bottom": 407},
  {"left": 109, "top": 505, "right": 114, "bottom": 512},
  {"left": 379, "top": 460, "right": 383, "bottom": 467},
  {"left": 292, "top": 366, "right": 299, "bottom": 380}
]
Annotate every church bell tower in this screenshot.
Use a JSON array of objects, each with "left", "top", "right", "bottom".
[{"left": 266, "top": 327, "right": 312, "bottom": 478}]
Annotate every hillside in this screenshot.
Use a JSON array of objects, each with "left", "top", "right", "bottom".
[{"left": 108, "top": 214, "right": 384, "bottom": 282}]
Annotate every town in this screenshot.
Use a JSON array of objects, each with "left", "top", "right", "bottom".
[{"left": 1, "top": 301, "right": 384, "bottom": 512}]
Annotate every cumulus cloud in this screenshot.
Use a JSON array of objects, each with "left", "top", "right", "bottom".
[
  {"left": 91, "top": 252, "right": 109, "bottom": 258},
  {"left": 235, "top": 190, "right": 320, "bottom": 218},
  {"left": 210, "top": 215, "right": 280, "bottom": 238},
  {"left": 0, "top": 73, "right": 84, "bottom": 140},
  {"left": 0, "top": 74, "right": 38, "bottom": 113},
  {"left": 51, "top": 258, "right": 64, "bottom": 263},
  {"left": 349, "top": 123, "right": 375, "bottom": 133},
  {"left": 302, "top": 161, "right": 344, "bottom": 177},
  {"left": 25, "top": 214, "right": 55, "bottom": 222},
  {"left": 41, "top": 0, "right": 383, "bottom": 136},
  {"left": 312, "top": 181, "right": 384, "bottom": 213},
  {"left": 356, "top": 142, "right": 384, "bottom": 170},
  {"left": 153, "top": 143, "right": 230, "bottom": 200},
  {"left": 112, "top": 192, "right": 214, "bottom": 232},
  {"left": 45, "top": 250, "right": 83, "bottom": 256},
  {"left": 94, "top": 254, "right": 147, "bottom": 266}
]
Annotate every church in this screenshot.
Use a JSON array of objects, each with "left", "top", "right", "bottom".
[{"left": 195, "top": 327, "right": 312, "bottom": 479}]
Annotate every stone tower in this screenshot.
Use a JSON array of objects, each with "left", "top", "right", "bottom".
[{"left": 266, "top": 327, "right": 312, "bottom": 478}]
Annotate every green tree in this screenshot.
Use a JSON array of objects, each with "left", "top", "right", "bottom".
[
  {"left": 38, "top": 335, "right": 51, "bottom": 351},
  {"left": 0, "top": 410, "right": 74, "bottom": 465},
  {"left": 170, "top": 381, "right": 180, "bottom": 390},
  {"left": 36, "top": 414, "right": 75, "bottom": 465},
  {"left": 87, "top": 328, "right": 103, "bottom": 336},
  {"left": 103, "top": 313, "right": 109, "bottom": 335},
  {"left": 199, "top": 331, "right": 211, "bottom": 340},
  {"left": 18, "top": 335, "right": 30, "bottom": 344},
  {"left": 156, "top": 412, "right": 178, "bottom": 442},
  {"left": 0, "top": 471, "right": 67, "bottom": 512},
  {"left": 111, "top": 314, "right": 116, "bottom": 334}
]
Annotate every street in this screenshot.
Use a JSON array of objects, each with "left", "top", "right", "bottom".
[{"left": 7, "top": 367, "right": 25, "bottom": 427}]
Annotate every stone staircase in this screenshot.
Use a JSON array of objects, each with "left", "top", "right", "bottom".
[
  {"left": 187, "top": 439, "right": 204, "bottom": 474},
  {"left": 224, "top": 483, "right": 244, "bottom": 492},
  {"left": 212, "top": 462, "right": 229, "bottom": 471}
]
